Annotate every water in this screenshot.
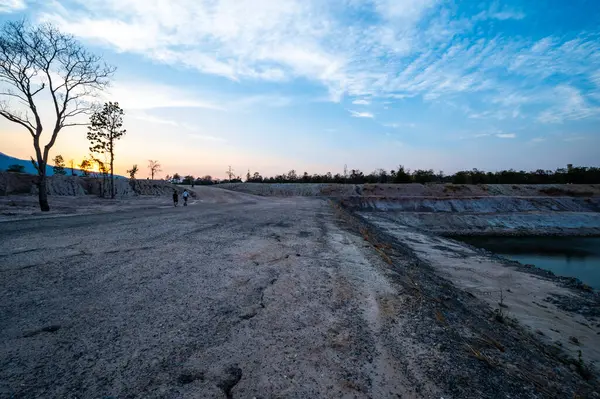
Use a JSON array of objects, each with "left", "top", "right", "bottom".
[{"left": 454, "top": 236, "right": 600, "bottom": 289}]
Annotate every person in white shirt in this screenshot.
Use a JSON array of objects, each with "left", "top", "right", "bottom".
[{"left": 182, "top": 189, "right": 190, "bottom": 206}]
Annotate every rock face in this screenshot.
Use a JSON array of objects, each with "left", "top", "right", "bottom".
[{"left": 0, "top": 172, "right": 189, "bottom": 197}]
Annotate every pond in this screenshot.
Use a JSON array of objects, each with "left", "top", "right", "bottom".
[{"left": 454, "top": 236, "right": 600, "bottom": 289}]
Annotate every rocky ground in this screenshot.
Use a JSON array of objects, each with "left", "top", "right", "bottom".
[{"left": 1, "top": 187, "right": 599, "bottom": 398}]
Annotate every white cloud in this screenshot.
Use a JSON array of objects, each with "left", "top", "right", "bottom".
[
  {"left": 107, "top": 81, "right": 225, "bottom": 110},
  {"left": 349, "top": 110, "right": 374, "bottom": 118},
  {"left": 352, "top": 99, "right": 370, "bottom": 105},
  {"left": 131, "top": 112, "right": 180, "bottom": 127},
  {"left": 530, "top": 137, "right": 546, "bottom": 143},
  {"left": 538, "top": 86, "right": 600, "bottom": 123},
  {"left": 372, "top": 0, "right": 439, "bottom": 21},
  {"left": 233, "top": 95, "right": 292, "bottom": 109},
  {"left": 475, "top": 2, "right": 525, "bottom": 21},
  {"left": 496, "top": 133, "right": 516, "bottom": 139},
  {"left": 383, "top": 122, "right": 415, "bottom": 128},
  {"left": 0, "top": 0, "right": 25, "bottom": 13},
  {"left": 188, "top": 133, "right": 226, "bottom": 142},
  {"left": 33, "top": 0, "right": 600, "bottom": 114}
]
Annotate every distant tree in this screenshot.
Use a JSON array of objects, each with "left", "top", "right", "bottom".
[
  {"left": 127, "top": 164, "right": 139, "bottom": 179},
  {"left": 69, "top": 159, "right": 76, "bottom": 176},
  {"left": 287, "top": 170, "right": 297, "bottom": 181},
  {"left": 183, "top": 175, "right": 195, "bottom": 185},
  {"left": 52, "top": 155, "right": 66, "bottom": 175},
  {"left": 0, "top": 21, "right": 115, "bottom": 211},
  {"left": 225, "top": 166, "right": 235, "bottom": 181},
  {"left": 373, "top": 168, "right": 389, "bottom": 183},
  {"left": 6, "top": 164, "right": 25, "bottom": 173},
  {"left": 173, "top": 173, "right": 181, "bottom": 182},
  {"left": 412, "top": 169, "right": 436, "bottom": 184},
  {"left": 148, "top": 160, "right": 161, "bottom": 180},
  {"left": 87, "top": 102, "right": 126, "bottom": 199},
  {"left": 393, "top": 165, "right": 412, "bottom": 183},
  {"left": 250, "top": 172, "right": 263, "bottom": 182},
  {"left": 79, "top": 159, "right": 92, "bottom": 177},
  {"left": 92, "top": 157, "right": 109, "bottom": 197},
  {"left": 452, "top": 171, "right": 469, "bottom": 184}
]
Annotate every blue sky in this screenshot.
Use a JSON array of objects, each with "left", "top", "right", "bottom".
[{"left": 1, "top": 0, "right": 599, "bottom": 178}]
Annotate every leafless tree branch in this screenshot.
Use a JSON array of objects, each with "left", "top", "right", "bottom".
[{"left": 0, "top": 19, "right": 116, "bottom": 211}]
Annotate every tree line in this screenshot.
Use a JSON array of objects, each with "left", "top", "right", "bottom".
[
  {"left": 156, "top": 164, "right": 600, "bottom": 186},
  {"left": 239, "top": 165, "right": 600, "bottom": 185}
]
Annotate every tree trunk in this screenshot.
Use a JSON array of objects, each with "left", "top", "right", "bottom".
[
  {"left": 38, "top": 174, "right": 50, "bottom": 212},
  {"left": 110, "top": 152, "right": 115, "bottom": 199}
]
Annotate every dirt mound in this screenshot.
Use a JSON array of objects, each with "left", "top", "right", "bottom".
[
  {"left": 342, "top": 196, "right": 600, "bottom": 213},
  {"left": 0, "top": 172, "right": 189, "bottom": 197},
  {"left": 220, "top": 182, "right": 600, "bottom": 198}
]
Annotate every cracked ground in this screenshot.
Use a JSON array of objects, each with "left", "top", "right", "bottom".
[
  {"left": 0, "top": 196, "right": 434, "bottom": 398},
  {"left": 1, "top": 191, "right": 597, "bottom": 398}
]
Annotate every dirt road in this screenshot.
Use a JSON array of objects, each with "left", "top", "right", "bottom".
[
  {"left": 1, "top": 189, "right": 597, "bottom": 398},
  {"left": 0, "top": 194, "right": 423, "bottom": 398}
]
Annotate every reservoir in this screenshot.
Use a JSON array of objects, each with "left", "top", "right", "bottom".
[{"left": 454, "top": 236, "right": 600, "bottom": 289}]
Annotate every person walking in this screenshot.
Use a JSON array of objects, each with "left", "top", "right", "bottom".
[
  {"left": 183, "top": 189, "right": 190, "bottom": 206},
  {"left": 173, "top": 189, "right": 179, "bottom": 207}
]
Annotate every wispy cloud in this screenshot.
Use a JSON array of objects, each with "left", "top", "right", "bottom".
[
  {"left": 349, "top": 110, "right": 374, "bottom": 118},
  {"left": 0, "top": 0, "right": 25, "bottom": 13},
  {"left": 31, "top": 0, "right": 600, "bottom": 129},
  {"left": 496, "top": 133, "right": 516, "bottom": 139},
  {"left": 107, "top": 81, "right": 225, "bottom": 111},
  {"left": 538, "top": 86, "right": 600, "bottom": 123},
  {"left": 233, "top": 95, "right": 292, "bottom": 109},
  {"left": 475, "top": 2, "right": 525, "bottom": 21},
  {"left": 188, "top": 133, "right": 226, "bottom": 142},
  {"left": 530, "top": 137, "right": 546, "bottom": 143},
  {"left": 383, "top": 122, "right": 415, "bottom": 128},
  {"left": 131, "top": 112, "right": 180, "bottom": 127}
]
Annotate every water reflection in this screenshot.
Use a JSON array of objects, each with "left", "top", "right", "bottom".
[{"left": 454, "top": 237, "right": 600, "bottom": 289}]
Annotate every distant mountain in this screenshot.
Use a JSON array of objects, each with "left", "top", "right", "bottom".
[
  {"left": 0, "top": 151, "right": 55, "bottom": 175},
  {"left": 0, "top": 152, "right": 126, "bottom": 178}
]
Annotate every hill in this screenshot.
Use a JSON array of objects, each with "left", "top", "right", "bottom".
[
  {"left": 0, "top": 152, "right": 124, "bottom": 178},
  {"left": 0, "top": 152, "right": 54, "bottom": 175}
]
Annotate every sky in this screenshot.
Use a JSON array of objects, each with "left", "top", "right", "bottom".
[{"left": 1, "top": 0, "right": 599, "bottom": 179}]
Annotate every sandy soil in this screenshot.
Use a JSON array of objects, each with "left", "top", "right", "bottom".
[
  {"left": 359, "top": 213, "right": 600, "bottom": 366},
  {"left": 1, "top": 187, "right": 598, "bottom": 397}
]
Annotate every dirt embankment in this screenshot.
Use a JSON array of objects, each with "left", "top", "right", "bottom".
[
  {"left": 0, "top": 172, "right": 189, "bottom": 197},
  {"left": 220, "top": 182, "right": 600, "bottom": 198},
  {"left": 220, "top": 183, "right": 600, "bottom": 236}
]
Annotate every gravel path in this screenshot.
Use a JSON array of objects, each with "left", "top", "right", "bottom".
[
  {"left": 0, "top": 195, "right": 433, "bottom": 398},
  {"left": 1, "top": 189, "right": 597, "bottom": 398}
]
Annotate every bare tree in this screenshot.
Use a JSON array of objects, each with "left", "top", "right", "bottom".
[
  {"left": 225, "top": 165, "right": 235, "bottom": 181},
  {"left": 148, "top": 160, "right": 161, "bottom": 180},
  {"left": 0, "top": 20, "right": 115, "bottom": 211}
]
